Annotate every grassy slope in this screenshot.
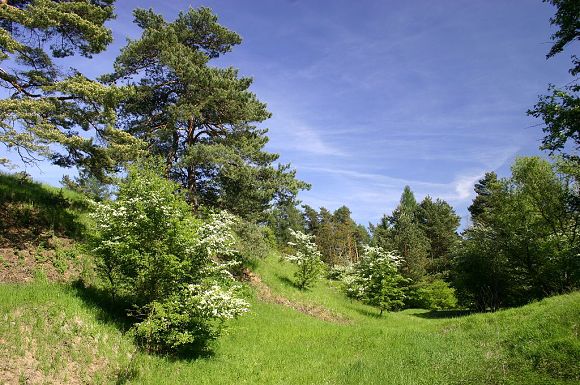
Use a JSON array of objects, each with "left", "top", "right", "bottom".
[
  {"left": 0, "top": 174, "right": 578, "bottom": 384},
  {"left": 0, "top": 172, "right": 89, "bottom": 243},
  {"left": 1, "top": 255, "right": 578, "bottom": 385},
  {"left": 0, "top": 173, "right": 91, "bottom": 283}
]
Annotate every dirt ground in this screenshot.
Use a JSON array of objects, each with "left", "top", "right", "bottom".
[{"left": 0, "top": 237, "right": 83, "bottom": 283}]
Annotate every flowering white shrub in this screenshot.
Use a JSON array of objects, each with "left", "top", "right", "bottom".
[
  {"left": 89, "top": 161, "right": 249, "bottom": 353},
  {"left": 327, "top": 264, "right": 354, "bottom": 281},
  {"left": 286, "top": 229, "right": 324, "bottom": 289},
  {"left": 185, "top": 284, "right": 250, "bottom": 320},
  {"left": 343, "top": 245, "right": 407, "bottom": 314},
  {"left": 133, "top": 283, "right": 249, "bottom": 352},
  {"left": 198, "top": 211, "right": 239, "bottom": 260},
  {"left": 90, "top": 166, "right": 201, "bottom": 302}
]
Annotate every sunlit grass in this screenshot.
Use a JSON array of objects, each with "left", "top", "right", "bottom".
[{"left": 1, "top": 255, "right": 578, "bottom": 384}]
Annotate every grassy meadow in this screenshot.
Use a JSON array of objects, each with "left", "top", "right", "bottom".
[
  {"left": 0, "top": 173, "right": 578, "bottom": 385},
  {"left": 0, "top": 255, "right": 578, "bottom": 384}
]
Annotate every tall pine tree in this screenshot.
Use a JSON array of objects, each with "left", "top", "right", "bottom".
[
  {"left": 105, "top": 8, "right": 307, "bottom": 219},
  {"left": 0, "top": 0, "right": 143, "bottom": 178}
]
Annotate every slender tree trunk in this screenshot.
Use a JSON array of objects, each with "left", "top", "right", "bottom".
[
  {"left": 165, "top": 131, "right": 179, "bottom": 177},
  {"left": 186, "top": 118, "right": 199, "bottom": 209}
]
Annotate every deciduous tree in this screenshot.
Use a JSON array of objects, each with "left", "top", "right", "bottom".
[
  {"left": 455, "top": 157, "right": 580, "bottom": 309},
  {"left": 528, "top": 0, "right": 579, "bottom": 163}
]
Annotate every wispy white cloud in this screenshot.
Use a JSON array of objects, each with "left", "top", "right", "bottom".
[
  {"left": 259, "top": 94, "right": 348, "bottom": 156},
  {"left": 300, "top": 166, "right": 443, "bottom": 189},
  {"left": 277, "top": 124, "right": 347, "bottom": 156},
  {"left": 452, "top": 173, "right": 484, "bottom": 201}
]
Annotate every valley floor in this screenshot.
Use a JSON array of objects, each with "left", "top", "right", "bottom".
[{"left": 1, "top": 255, "right": 579, "bottom": 385}]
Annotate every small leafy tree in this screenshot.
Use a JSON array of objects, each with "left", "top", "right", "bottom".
[
  {"left": 413, "top": 279, "right": 458, "bottom": 310},
  {"left": 285, "top": 229, "right": 323, "bottom": 290},
  {"left": 89, "top": 161, "right": 249, "bottom": 353},
  {"left": 345, "top": 245, "right": 407, "bottom": 315}
]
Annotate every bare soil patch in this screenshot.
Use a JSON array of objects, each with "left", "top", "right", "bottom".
[{"left": 0, "top": 237, "right": 83, "bottom": 283}]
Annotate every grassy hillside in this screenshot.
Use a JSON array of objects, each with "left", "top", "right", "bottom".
[
  {"left": 0, "top": 173, "right": 577, "bottom": 384},
  {"left": 1, "top": 255, "right": 578, "bottom": 384},
  {"left": 0, "top": 173, "right": 90, "bottom": 283},
  {"left": 0, "top": 172, "right": 89, "bottom": 243}
]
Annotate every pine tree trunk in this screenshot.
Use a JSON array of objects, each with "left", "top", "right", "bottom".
[
  {"left": 165, "top": 131, "right": 179, "bottom": 177},
  {"left": 186, "top": 118, "right": 199, "bottom": 209}
]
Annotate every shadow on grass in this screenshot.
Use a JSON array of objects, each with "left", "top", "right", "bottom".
[
  {"left": 274, "top": 273, "right": 302, "bottom": 290},
  {"left": 412, "top": 309, "right": 473, "bottom": 319},
  {"left": 352, "top": 307, "right": 383, "bottom": 318},
  {"left": 70, "top": 280, "right": 217, "bottom": 361},
  {"left": 70, "top": 280, "right": 133, "bottom": 331}
]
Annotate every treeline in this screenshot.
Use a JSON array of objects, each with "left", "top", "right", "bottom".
[
  {"left": 268, "top": 154, "right": 580, "bottom": 312},
  {"left": 267, "top": 188, "right": 461, "bottom": 310}
]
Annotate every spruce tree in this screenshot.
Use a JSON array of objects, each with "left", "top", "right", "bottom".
[
  {"left": 417, "top": 196, "right": 460, "bottom": 276},
  {"left": 383, "top": 186, "right": 429, "bottom": 282}
]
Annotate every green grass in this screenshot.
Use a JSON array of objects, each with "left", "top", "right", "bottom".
[
  {"left": 0, "top": 281, "right": 137, "bottom": 384},
  {"left": 1, "top": 255, "right": 578, "bottom": 384}
]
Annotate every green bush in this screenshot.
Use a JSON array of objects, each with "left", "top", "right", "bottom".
[
  {"left": 343, "top": 245, "right": 407, "bottom": 315},
  {"left": 90, "top": 163, "right": 201, "bottom": 304},
  {"left": 89, "top": 161, "right": 248, "bottom": 353},
  {"left": 234, "top": 221, "right": 275, "bottom": 266},
  {"left": 411, "top": 279, "right": 458, "bottom": 310},
  {"left": 132, "top": 283, "right": 249, "bottom": 353}
]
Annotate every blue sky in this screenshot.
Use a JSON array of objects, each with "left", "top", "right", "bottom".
[{"left": 2, "top": 0, "right": 573, "bottom": 227}]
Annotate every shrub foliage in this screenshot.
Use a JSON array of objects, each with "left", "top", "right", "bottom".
[
  {"left": 89, "top": 162, "right": 248, "bottom": 353},
  {"left": 344, "top": 245, "right": 407, "bottom": 314}
]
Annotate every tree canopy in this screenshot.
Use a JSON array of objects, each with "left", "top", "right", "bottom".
[
  {"left": 0, "top": 0, "right": 143, "bottom": 179},
  {"left": 454, "top": 157, "right": 580, "bottom": 310},
  {"left": 528, "top": 0, "right": 580, "bottom": 162},
  {"left": 105, "top": 7, "right": 307, "bottom": 219}
]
